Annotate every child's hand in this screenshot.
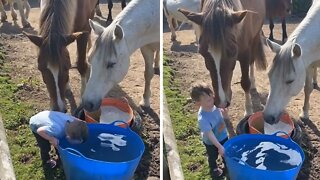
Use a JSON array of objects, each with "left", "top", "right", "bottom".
[
  {"left": 50, "top": 138, "right": 59, "bottom": 148},
  {"left": 218, "top": 145, "right": 225, "bottom": 157},
  {"left": 220, "top": 108, "right": 229, "bottom": 119}
]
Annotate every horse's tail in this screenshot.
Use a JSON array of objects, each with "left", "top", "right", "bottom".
[{"left": 254, "top": 31, "right": 267, "bottom": 70}]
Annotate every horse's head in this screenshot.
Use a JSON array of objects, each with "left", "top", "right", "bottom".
[
  {"left": 81, "top": 20, "right": 130, "bottom": 112},
  {"left": 179, "top": 1, "right": 248, "bottom": 108},
  {"left": 25, "top": 32, "right": 85, "bottom": 112},
  {"left": 264, "top": 39, "right": 305, "bottom": 124}
]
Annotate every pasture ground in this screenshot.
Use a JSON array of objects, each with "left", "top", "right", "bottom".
[
  {"left": 164, "top": 16, "right": 320, "bottom": 179},
  {"left": 0, "top": 1, "right": 159, "bottom": 179}
]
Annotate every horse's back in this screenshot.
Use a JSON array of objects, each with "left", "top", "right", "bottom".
[
  {"left": 165, "top": 0, "right": 200, "bottom": 21},
  {"left": 74, "top": 0, "right": 98, "bottom": 31},
  {"left": 238, "top": 0, "right": 265, "bottom": 42}
]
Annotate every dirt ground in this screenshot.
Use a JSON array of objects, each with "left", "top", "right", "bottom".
[
  {"left": 0, "top": 1, "right": 159, "bottom": 179},
  {"left": 164, "top": 16, "right": 320, "bottom": 179}
]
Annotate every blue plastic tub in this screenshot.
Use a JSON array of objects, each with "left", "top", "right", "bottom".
[
  {"left": 58, "top": 121, "right": 145, "bottom": 180},
  {"left": 223, "top": 132, "right": 304, "bottom": 180}
]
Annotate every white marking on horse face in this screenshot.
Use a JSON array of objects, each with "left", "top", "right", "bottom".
[
  {"left": 208, "top": 45, "right": 227, "bottom": 107},
  {"left": 82, "top": 37, "right": 130, "bottom": 111},
  {"left": 47, "top": 63, "right": 65, "bottom": 111}
]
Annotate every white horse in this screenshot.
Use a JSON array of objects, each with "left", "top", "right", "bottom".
[
  {"left": 0, "top": 0, "right": 31, "bottom": 28},
  {"left": 81, "top": 0, "right": 160, "bottom": 112},
  {"left": 264, "top": 1, "right": 320, "bottom": 124},
  {"left": 163, "top": 0, "right": 201, "bottom": 42}
]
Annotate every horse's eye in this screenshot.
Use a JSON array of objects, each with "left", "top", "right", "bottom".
[
  {"left": 286, "top": 80, "right": 294, "bottom": 84},
  {"left": 106, "top": 62, "right": 116, "bottom": 69}
]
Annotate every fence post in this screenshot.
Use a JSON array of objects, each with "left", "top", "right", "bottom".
[
  {"left": 0, "top": 115, "right": 16, "bottom": 180},
  {"left": 163, "top": 96, "right": 184, "bottom": 180}
]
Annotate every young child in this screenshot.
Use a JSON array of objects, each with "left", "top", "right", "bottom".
[
  {"left": 29, "top": 110, "right": 88, "bottom": 168},
  {"left": 190, "top": 83, "right": 229, "bottom": 178}
]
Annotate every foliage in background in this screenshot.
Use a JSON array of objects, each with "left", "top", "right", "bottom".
[
  {"left": 164, "top": 54, "right": 214, "bottom": 179},
  {"left": 0, "top": 45, "right": 65, "bottom": 179}
]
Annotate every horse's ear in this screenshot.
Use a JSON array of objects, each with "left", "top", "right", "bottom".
[
  {"left": 291, "top": 43, "right": 302, "bottom": 58},
  {"left": 113, "top": 24, "right": 124, "bottom": 40},
  {"left": 23, "top": 32, "right": 43, "bottom": 47},
  {"left": 266, "top": 39, "right": 281, "bottom": 53},
  {"left": 178, "top": 8, "right": 203, "bottom": 25},
  {"left": 231, "top": 11, "right": 247, "bottom": 24},
  {"left": 89, "top": 19, "right": 104, "bottom": 35},
  {"left": 63, "top": 32, "right": 88, "bottom": 46}
]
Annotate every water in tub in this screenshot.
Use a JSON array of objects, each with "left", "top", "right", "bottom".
[
  {"left": 264, "top": 121, "right": 292, "bottom": 135},
  {"left": 84, "top": 132, "right": 134, "bottom": 162},
  {"left": 100, "top": 106, "right": 131, "bottom": 124},
  {"left": 233, "top": 141, "right": 302, "bottom": 171}
]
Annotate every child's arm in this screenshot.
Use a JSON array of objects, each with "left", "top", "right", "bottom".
[
  {"left": 205, "top": 131, "right": 225, "bottom": 157},
  {"left": 37, "top": 127, "right": 59, "bottom": 148}
]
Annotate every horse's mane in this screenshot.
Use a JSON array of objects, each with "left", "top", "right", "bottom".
[
  {"left": 201, "top": 0, "right": 240, "bottom": 55},
  {"left": 39, "top": 0, "right": 77, "bottom": 62}
]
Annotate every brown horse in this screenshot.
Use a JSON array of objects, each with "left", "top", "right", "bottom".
[
  {"left": 266, "top": 0, "right": 292, "bottom": 43},
  {"left": 24, "top": 0, "right": 98, "bottom": 112},
  {"left": 179, "top": 0, "right": 267, "bottom": 116}
]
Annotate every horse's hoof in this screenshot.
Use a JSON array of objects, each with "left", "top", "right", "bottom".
[
  {"left": 96, "top": 11, "right": 102, "bottom": 17},
  {"left": 171, "top": 36, "right": 176, "bottom": 42},
  {"left": 314, "top": 83, "right": 320, "bottom": 91},
  {"left": 1, "top": 15, "right": 7, "bottom": 22},
  {"left": 23, "top": 22, "right": 31, "bottom": 28},
  {"left": 154, "top": 67, "right": 160, "bottom": 75},
  {"left": 299, "top": 112, "right": 309, "bottom": 120}
]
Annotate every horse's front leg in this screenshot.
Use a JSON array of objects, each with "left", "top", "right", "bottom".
[
  {"left": 121, "top": 0, "right": 126, "bottom": 9},
  {"left": 0, "top": 1, "right": 7, "bottom": 22},
  {"left": 269, "top": 18, "right": 274, "bottom": 41},
  {"left": 166, "top": 16, "right": 177, "bottom": 41},
  {"left": 9, "top": 0, "right": 17, "bottom": 21},
  {"left": 15, "top": 0, "right": 30, "bottom": 27},
  {"left": 300, "top": 67, "right": 314, "bottom": 119},
  {"left": 107, "top": 0, "right": 113, "bottom": 21},
  {"left": 192, "top": 23, "right": 201, "bottom": 44},
  {"left": 240, "top": 55, "right": 253, "bottom": 117},
  {"left": 95, "top": 1, "right": 102, "bottom": 17},
  {"left": 139, "top": 44, "right": 156, "bottom": 108},
  {"left": 313, "top": 67, "right": 319, "bottom": 90},
  {"left": 24, "top": 0, "right": 31, "bottom": 19},
  {"left": 281, "top": 17, "right": 288, "bottom": 43},
  {"left": 76, "top": 32, "right": 90, "bottom": 96},
  {"left": 154, "top": 50, "right": 160, "bottom": 75},
  {"left": 249, "top": 63, "right": 256, "bottom": 90}
]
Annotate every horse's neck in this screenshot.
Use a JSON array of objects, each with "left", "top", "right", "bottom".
[
  {"left": 113, "top": 0, "right": 160, "bottom": 54},
  {"left": 292, "top": 4, "right": 320, "bottom": 67}
]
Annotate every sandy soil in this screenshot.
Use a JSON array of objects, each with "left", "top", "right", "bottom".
[
  {"left": 0, "top": 1, "right": 159, "bottom": 179},
  {"left": 164, "top": 16, "right": 320, "bottom": 179}
]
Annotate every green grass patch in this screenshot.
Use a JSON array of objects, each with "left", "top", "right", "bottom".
[
  {"left": 164, "top": 55, "right": 211, "bottom": 179},
  {"left": 0, "top": 48, "right": 65, "bottom": 179}
]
